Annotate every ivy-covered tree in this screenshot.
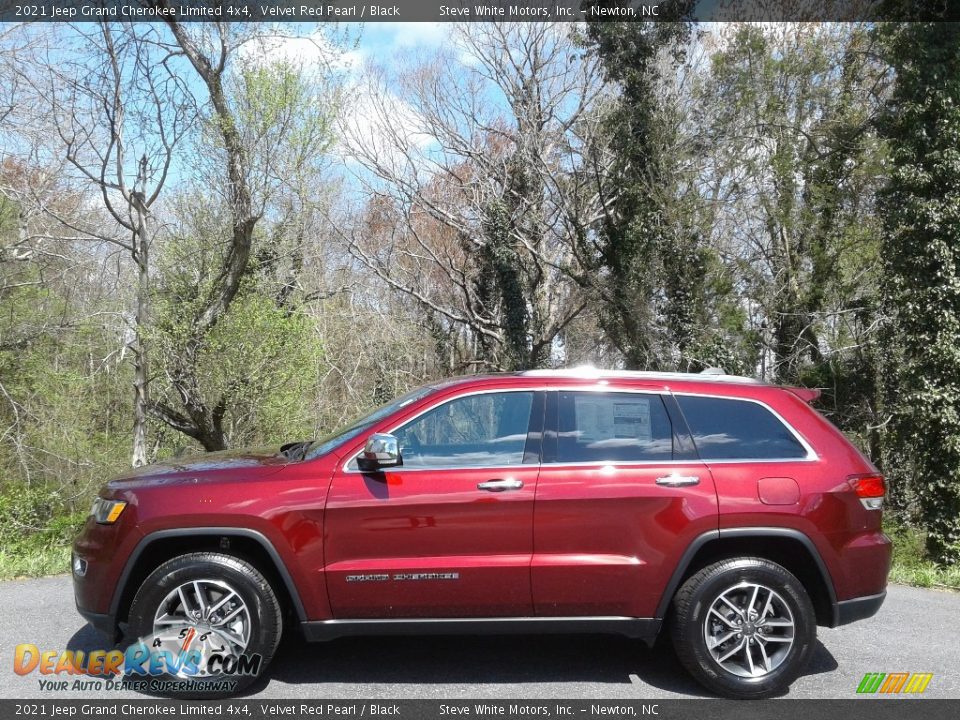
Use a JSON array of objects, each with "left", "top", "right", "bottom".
[
  {"left": 477, "top": 151, "right": 548, "bottom": 371},
  {"left": 580, "top": 3, "right": 703, "bottom": 370},
  {"left": 877, "top": 21, "right": 960, "bottom": 564}
]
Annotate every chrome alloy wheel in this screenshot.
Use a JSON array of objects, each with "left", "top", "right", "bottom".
[
  {"left": 703, "top": 581, "right": 795, "bottom": 678},
  {"left": 151, "top": 579, "right": 251, "bottom": 678}
]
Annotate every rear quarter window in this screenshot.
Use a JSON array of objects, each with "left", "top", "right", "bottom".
[{"left": 675, "top": 395, "right": 809, "bottom": 461}]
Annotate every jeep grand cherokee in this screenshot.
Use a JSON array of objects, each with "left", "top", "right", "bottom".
[{"left": 72, "top": 368, "right": 891, "bottom": 698}]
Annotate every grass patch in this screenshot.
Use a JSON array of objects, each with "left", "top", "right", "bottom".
[
  {"left": 0, "top": 489, "right": 85, "bottom": 580},
  {"left": 0, "top": 542, "right": 70, "bottom": 580},
  {"left": 886, "top": 521, "right": 960, "bottom": 590}
]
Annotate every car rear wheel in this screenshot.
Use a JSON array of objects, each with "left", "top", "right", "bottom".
[
  {"left": 670, "top": 557, "right": 816, "bottom": 699},
  {"left": 126, "top": 552, "right": 282, "bottom": 698}
]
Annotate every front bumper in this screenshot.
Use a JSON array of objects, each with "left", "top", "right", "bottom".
[
  {"left": 73, "top": 549, "right": 122, "bottom": 642},
  {"left": 834, "top": 590, "right": 886, "bottom": 626},
  {"left": 72, "top": 513, "right": 141, "bottom": 641},
  {"left": 75, "top": 604, "right": 119, "bottom": 641}
]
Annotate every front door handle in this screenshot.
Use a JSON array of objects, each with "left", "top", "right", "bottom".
[
  {"left": 477, "top": 478, "right": 524, "bottom": 492},
  {"left": 655, "top": 475, "right": 700, "bottom": 487}
]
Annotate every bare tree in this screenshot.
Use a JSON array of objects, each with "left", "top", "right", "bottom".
[
  {"left": 340, "top": 23, "right": 605, "bottom": 370},
  {"left": 4, "top": 22, "right": 192, "bottom": 466}
]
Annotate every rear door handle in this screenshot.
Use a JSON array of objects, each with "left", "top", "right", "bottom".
[
  {"left": 477, "top": 478, "right": 524, "bottom": 492},
  {"left": 655, "top": 475, "right": 700, "bottom": 487}
]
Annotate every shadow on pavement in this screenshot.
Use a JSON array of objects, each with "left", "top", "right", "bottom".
[
  {"left": 67, "top": 623, "right": 114, "bottom": 653},
  {"left": 66, "top": 622, "right": 839, "bottom": 699},
  {"left": 241, "top": 632, "right": 839, "bottom": 698}
]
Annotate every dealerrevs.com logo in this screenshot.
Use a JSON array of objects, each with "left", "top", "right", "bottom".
[
  {"left": 856, "top": 672, "right": 934, "bottom": 694},
  {"left": 13, "top": 641, "right": 262, "bottom": 693}
]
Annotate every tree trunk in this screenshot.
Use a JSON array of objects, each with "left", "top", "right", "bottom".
[{"left": 130, "top": 193, "right": 150, "bottom": 467}]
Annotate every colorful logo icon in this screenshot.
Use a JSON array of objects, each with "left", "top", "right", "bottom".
[
  {"left": 13, "top": 642, "right": 262, "bottom": 678},
  {"left": 857, "top": 672, "right": 933, "bottom": 694}
]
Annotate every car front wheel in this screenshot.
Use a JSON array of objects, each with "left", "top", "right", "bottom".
[
  {"left": 670, "top": 557, "right": 816, "bottom": 699},
  {"left": 126, "top": 552, "right": 282, "bottom": 698}
]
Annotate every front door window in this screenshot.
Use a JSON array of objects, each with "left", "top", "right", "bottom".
[{"left": 395, "top": 391, "right": 535, "bottom": 468}]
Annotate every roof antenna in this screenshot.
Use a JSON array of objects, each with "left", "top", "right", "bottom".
[{"left": 700, "top": 367, "right": 726, "bottom": 375}]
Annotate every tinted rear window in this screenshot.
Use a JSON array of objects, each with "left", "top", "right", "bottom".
[{"left": 676, "top": 396, "right": 808, "bottom": 460}]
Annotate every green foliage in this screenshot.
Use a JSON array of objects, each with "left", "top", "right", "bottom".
[
  {"left": 886, "top": 521, "right": 960, "bottom": 589},
  {"left": 151, "top": 51, "right": 338, "bottom": 452},
  {"left": 0, "top": 320, "right": 133, "bottom": 494},
  {"left": 877, "top": 22, "right": 960, "bottom": 565},
  {"left": 0, "top": 544, "right": 72, "bottom": 580},
  {"left": 705, "top": 24, "right": 885, "bottom": 384},
  {"left": 237, "top": 62, "right": 335, "bottom": 158},
  {"left": 1, "top": 191, "right": 133, "bottom": 510},
  {"left": 0, "top": 482, "right": 79, "bottom": 580},
  {"left": 0, "top": 482, "right": 89, "bottom": 555},
  {"left": 199, "top": 58, "right": 338, "bottom": 201},
  {"left": 150, "top": 210, "right": 324, "bottom": 449},
  {"left": 194, "top": 293, "right": 321, "bottom": 444},
  {"left": 0, "top": 484, "right": 64, "bottom": 547}
]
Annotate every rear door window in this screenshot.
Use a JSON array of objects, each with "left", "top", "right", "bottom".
[
  {"left": 675, "top": 395, "right": 809, "bottom": 460},
  {"left": 554, "top": 392, "right": 674, "bottom": 463}
]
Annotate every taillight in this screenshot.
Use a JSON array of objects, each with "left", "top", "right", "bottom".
[{"left": 850, "top": 474, "right": 885, "bottom": 510}]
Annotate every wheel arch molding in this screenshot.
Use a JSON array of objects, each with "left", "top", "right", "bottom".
[
  {"left": 110, "top": 527, "right": 307, "bottom": 630},
  {"left": 655, "top": 527, "right": 839, "bottom": 626}
]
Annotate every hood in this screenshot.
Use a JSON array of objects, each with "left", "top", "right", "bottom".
[{"left": 106, "top": 446, "right": 288, "bottom": 490}]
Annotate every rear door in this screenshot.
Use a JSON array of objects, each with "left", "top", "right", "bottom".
[{"left": 532, "top": 388, "right": 717, "bottom": 618}]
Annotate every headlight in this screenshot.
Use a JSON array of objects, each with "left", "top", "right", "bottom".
[{"left": 91, "top": 497, "right": 127, "bottom": 524}]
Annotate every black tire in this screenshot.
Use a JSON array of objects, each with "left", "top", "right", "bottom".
[
  {"left": 125, "top": 552, "right": 282, "bottom": 698},
  {"left": 670, "top": 557, "right": 816, "bottom": 699}
]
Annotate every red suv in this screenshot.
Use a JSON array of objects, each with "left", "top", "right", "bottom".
[{"left": 73, "top": 368, "right": 891, "bottom": 698}]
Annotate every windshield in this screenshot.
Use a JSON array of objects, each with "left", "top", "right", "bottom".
[{"left": 304, "top": 385, "right": 437, "bottom": 460}]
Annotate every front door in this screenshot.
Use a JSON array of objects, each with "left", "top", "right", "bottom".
[{"left": 324, "top": 389, "right": 543, "bottom": 618}]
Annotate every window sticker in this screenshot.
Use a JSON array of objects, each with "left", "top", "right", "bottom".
[{"left": 574, "top": 395, "right": 652, "bottom": 443}]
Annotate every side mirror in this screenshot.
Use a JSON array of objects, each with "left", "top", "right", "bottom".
[{"left": 357, "top": 433, "right": 401, "bottom": 472}]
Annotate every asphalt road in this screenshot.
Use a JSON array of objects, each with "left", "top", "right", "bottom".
[{"left": 0, "top": 576, "right": 957, "bottom": 699}]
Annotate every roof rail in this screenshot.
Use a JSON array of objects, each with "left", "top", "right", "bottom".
[{"left": 519, "top": 366, "right": 760, "bottom": 384}]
